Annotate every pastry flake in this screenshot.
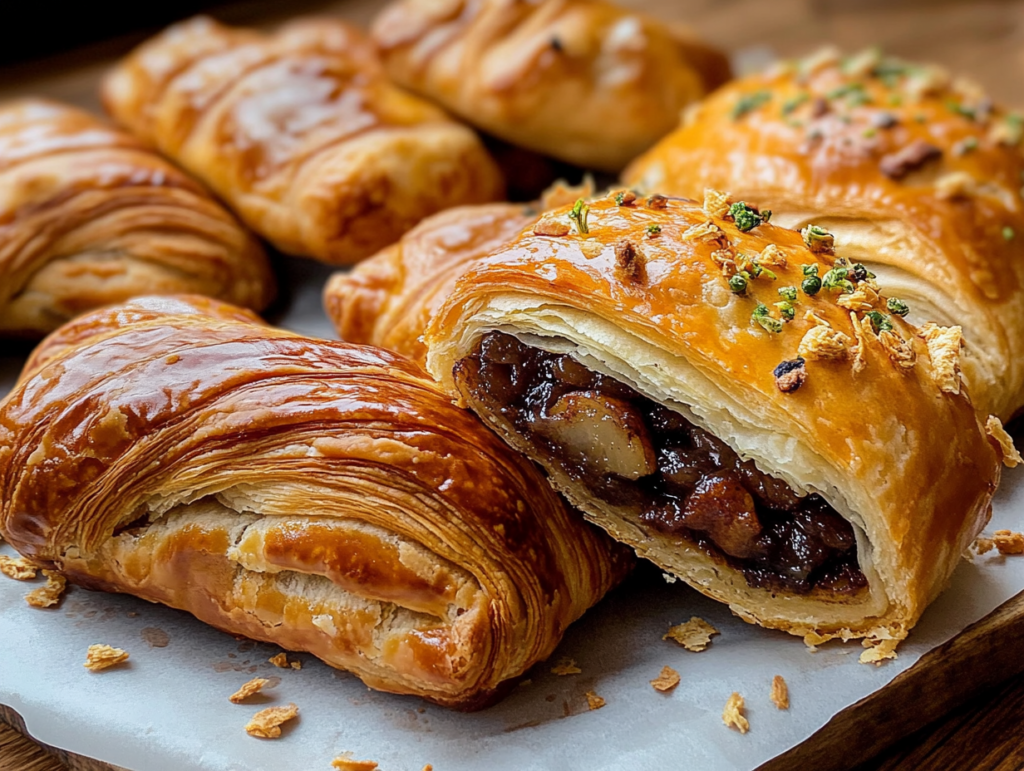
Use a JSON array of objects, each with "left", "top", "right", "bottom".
[
  {"left": 245, "top": 704, "right": 298, "bottom": 739},
  {"left": 859, "top": 638, "right": 899, "bottom": 665},
  {"left": 703, "top": 188, "right": 732, "bottom": 219},
  {"left": 331, "top": 753, "right": 378, "bottom": 771},
  {"left": 0, "top": 555, "right": 37, "bottom": 581},
  {"left": 920, "top": 323, "right": 963, "bottom": 393},
  {"left": 229, "top": 678, "right": 270, "bottom": 704},
  {"left": 770, "top": 675, "right": 789, "bottom": 710},
  {"left": 757, "top": 244, "right": 787, "bottom": 268},
  {"left": 550, "top": 657, "right": 582, "bottom": 676},
  {"left": 985, "top": 416, "right": 1022, "bottom": 468},
  {"left": 878, "top": 330, "right": 917, "bottom": 371},
  {"left": 722, "top": 692, "right": 749, "bottom": 733},
  {"left": 585, "top": 690, "right": 606, "bottom": 710},
  {"left": 650, "top": 666, "right": 681, "bottom": 692},
  {"left": 798, "top": 321, "right": 850, "bottom": 361},
  {"left": 25, "top": 570, "right": 66, "bottom": 608},
  {"left": 663, "top": 617, "right": 719, "bottom": 652},
  {"left": 993, "top": 530, "right": 1024, "bottom": 555},
  {"left": 84, "top": 644, "right": 130, "bottom": 672},
  {"left": 269, "top": 652, "right": 291, "bottom": 669},
  {"left": 681, "top": 220, "right": 725, "bottom": 244}
]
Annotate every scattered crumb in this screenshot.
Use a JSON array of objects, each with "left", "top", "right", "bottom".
[
  {"left": 662, "top": 572, "right": 677, "bottom": 584},
  {"left": 585, "top": 690, "right": 606, "bottom": 711},
  {"left": 25, "top": 570, "right": 66, "bottom": 608},
  {"left": 0, "top": 555, "right": 37, "bottom": 581},
  {"left": 550, "top": 657, "right": 582, "bottom": 676},
  {"left": 973, "top": 537, "right": 995, "bottom": 555},
  {"left": 331, "top": 752, "right": 378, "bottom": 770},
  {"left": 663, "top": 617, "right": 719, "bottom": 652},
  {"left": 802, "top": 631, "right": 828, "bottom": 648},
  {"left": 269, "top": 652, "right": 290, "bottom": 668},
  {"left": 770, "top": 676, "right": 789, "bottom": 710},
  {"left": 230, "top": 678, "right": 270, "bottom": 704},
  {"left": 986, "top": 416, "right": 1023, "bottom": 468},
  {"left": 290, "top": 660, "right": 302, "bottom": 670},
  {"left": 994, "top": 530, "right": 1024, "bottom": 555},
  {"left": 859, "top": 639, "right": 900, "bottom": 665},
  {"left": 245, "top": 704, "right": 298, "bottom": 739},
  {"left": 723, "top": 692, "right": 749, "bottom": 733},
  {"left": 422, "top": 766, "right": 433, "bottom": 771},
  {"left": 84, "top": 644, "right": 129, "bottom": 672},
  {"left": 650, "top": 666, "right": 681, "bottom": 692}
]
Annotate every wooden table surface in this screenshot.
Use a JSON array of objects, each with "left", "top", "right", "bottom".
[{"left": 2, "top": 0, "right": 1024, "bottom": 769}]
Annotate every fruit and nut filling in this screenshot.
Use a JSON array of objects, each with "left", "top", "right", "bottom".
[{"left": 457, "top": 331, "right": 866, "bottom": 596}]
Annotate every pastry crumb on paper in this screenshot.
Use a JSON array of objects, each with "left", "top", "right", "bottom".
[
  {"left": 331, "top": 752, "right": 378, "bottom": 770},
  {"left": 859, "top": 638, "right": 900, "bottom": 665},
  {"left": 269, "top": 652, "right": 291, "bottom": 668},
  {"left": 246, "top": 704, "right": 298, "bottom": 739},
  {"left": 770, "top": 676, "right": 789, "bottom": 710},
  {"left": 994, "top": 530, "right": 1024, "bottom": 555},
  {"left": 650, "top": 666, "right": 680, "bottom": 692},
  {"left": 585, "top": 690, "right": 606, "bottom": 710},
  {"left": 229, "top": 678, "right": 270, "bottom": 704},
  {"left": 972, "top": 537, "right": 995, "bottom": 556},
  {"left": 290, "top": 660, "right": 302, "bottom": 670},
  {"left": 663, "top": 617, "right": 719, "bottom": 652},
  {"left": 550, "top": 657, "right": 581, "bottom": 676},
  {"left": 0, "top": 555, "right": 37, "bottom": 581},
  {"left": 26, "top": 570, "right": 66, "bottom": 608},
  {"left": 722, "top": 692, "right": 749, "bottom": 733},
  {"left": 84, "top": 644, "right": 129, "bottom": 672}
]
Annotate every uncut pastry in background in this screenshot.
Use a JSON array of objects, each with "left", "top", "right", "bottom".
[
  {"left": 624, "top": 48, "right": 1024, "bottom": 420},
  {"left": 0, "top": 295, "right": 629, "bottom": 709},
  {"left": 372, "top": 0, "right": 731, "bottom": 172},
  {"left": 424, "top": 192, "right": 1008, "bottom": 642},
  {"left": 102, "top": 16, "right": 504, "bottom": 265},
  {"left": 0, "top": 99, "right": 272, "bottom": 338}
]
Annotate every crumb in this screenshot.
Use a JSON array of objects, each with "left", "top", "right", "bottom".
[
  {"left": 663, "top": 617, "right": 719, "bottom": 652},
  {"left": 681, "top": 221, "right": 725, "bottom": 244},
  {"left": 703, "top": 188, "right": 731, "bottom": 218},
  {"left": 879, "top": 330, "right": 917, "bottom": 371},
  {"left": 798, "top": 323, "right": 850, "bottom": 361},
  {"left": 835, "top": 287, "right": 875, "bottom": 312},
  {"left": 802, "top": 631, "right": 828, "bottom": 648},
  {"left": 585, "top": 690, "right": 606, "bottom": 710},
  {"left": 533, "top": 216, "right": 571, "bottom": 237},
  {"left": 269, "top": 652, "right": 290, "bottom": 668},
  {"left": 550, "top": 657, "right": 582, "bottom": 676},
  {"left": 722, "top": 692, "right": 749, "bottom": 733},
  {"left": 770, "top": 676, "right": 789, "bottom": 710},
  {"left": 25, "top": 570, "right": 66, "bottom": 608},
  {"left": 650, "top": 666, "right": 680, "bottom": 692},
  {"left": 919, "top": 323, "right": 963, "bottom": 394},
  {"left": 614, "top": 239, "right": 646, "bottom": 283},
  {"left": 985, "top": 416, "right": 1022, "bottom": 468},
  {"left": 290, "top": 660, "right": 302, "bottom": 670},
  {"left": 84, "top": 644, "right": 129, "bottom": 672},
  {"left": 331, "top": 752, "right": 378, "bottom": 770},
  {"left": 994, "top": 530, "right": 1024, "bottom": 555},
  {"left": 757, "top": 244, "right": 787, "bottom": 268},
  {"left": 230, "top": 678, "right": 270, "bottom": 704},
  {"left": 859, "top": 638, "right": 899, "bottom": 665},
  {"left": 245, "top": 704, "right": 298, "bottom": 739},
  {"left": 422, "top": 766, "right": 433, "bottom": 771},
  {"left": 662, "top": 572, "right": 677, "bottom": 584},
  {"left": 0, "top": 555, "right": 37, "bottom": 581},
  {"left": 973, "top": 537, "right": 995, "bottom": 555}
]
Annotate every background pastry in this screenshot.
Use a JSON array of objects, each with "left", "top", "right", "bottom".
[
  {"left": 0, "top": 295, "right": 629, "bottom": 709},
  {"left": 424, "top": 192, "right": 1005, "bottom": 642},
  {"left": 0, "top": 98, "right": 272, "bottom": 338},
  {"left": 624, "top": 49, "right": 1024, "bottom": 420},
  {"left": 102, "top": 16, "right": 505, "bottom": 265},
  {"left": 372, "top": 0, "right": 731, "bottom": 172}
]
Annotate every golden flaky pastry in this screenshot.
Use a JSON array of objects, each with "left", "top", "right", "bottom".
[
  {"left": 0, "top": 295, "right": 628, "bottom": 708},
  {"left": 102, "top": 17, "right": 503, "bottom": 265},
  {"left": 424, "top": 194, "right": 1001, "bottom": 642},
  {"left": 84, "top": 645, "right": 129, "bottom": 672},
  {"left": 372, "top": 0, "right": 730, "bottom": 171},
  {"left": 0, "top": 99, "right": 272, "bottom": 338},
  {"left": 229, "top": 678, "right": 270, "bottom": 704},
  {"left": 245, "top": 704, "right": 298, "bottom": 739},
  {"left": 624, "top": 49, "right": 1024, "bottom": 420}
]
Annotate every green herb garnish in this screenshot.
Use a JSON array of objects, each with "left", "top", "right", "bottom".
[
  {"left": 752, "top": 303, "right": 783, "bottom": 334},
  {"left": 732, "top": 91, "right": 771, "bottom": 120},
  {"left": 822, "top": 267, "right": 855, "bottom": 294},
  {"left": 801, "top": 225, "right": 835, "bottom": 254},
  {"left": 865, "top": 310, "right": 894, "bottom": 333},
  {"left": 729, "top": 274, "right": 748, "bottom": 294},
  {"left": 775, "top": 301, "right": 796, "bottom": 321},
  {"left": 568, "top": 199, "right": 589, "bottom": 234},
  {"left": 1004, "top": 226, "right": 1016, "bottom": 241},
  {"left": 946, "top": 100, "right": 977, "bottom": 121},
  {"left": 778, "top": 286, "right": 798, "bottom": 302},
  {"left": 729, "top": 202, "right": 769, "bottom": 232},
  {"left": 887, "top": 298, "right": 911, "bottom": 317},
  {"left": 782, "top": 93, "right": 810, "bottom": 115}
]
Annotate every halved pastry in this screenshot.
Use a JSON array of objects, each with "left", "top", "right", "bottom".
[
  {"left": 372, "top": 0, "right": 731, "bottom": 172},
  {"left": 0, "top": 98, "right": 273, "bottom": 338},
  {"left": 102, "top": 16, "right": 504, "bottom": 265},
  {"left": 425, "top": 193, "right": 1007, "bottom": 641},
  {"left": 623, "top": 48, "right": 1024, "bottom": 420},
  {"left": 0, "top": 295, "right": 628, "bottom": 708}
]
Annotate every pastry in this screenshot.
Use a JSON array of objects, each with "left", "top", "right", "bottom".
[
  {"left": 0, "top": 98, "right": 272, "bottom": 338},
  {"left": 423, "top": 192, "right": 1007, "bottom": 641},
  {"left": 0, "top": 295, "right": 629, "bottom": 708},
  {"left": 623, "top": 48, "right": 1024, "bottom": 420},
  {"left": 372, "top": 0, "right": 731, "bottom": 171},
  {"left": 102, "top": 16, "right": 505, "bottom": 265}
]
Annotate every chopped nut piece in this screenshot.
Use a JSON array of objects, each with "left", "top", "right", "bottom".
[
  {"left": 533, "top": 216, "right": 571, "bottom": 237},
  {"left": 663, "top": 617, "right": 719, "bottom": 652},
  {"left": 773, "top": 358, "right": 807, "bottom": 393},
  {"left": 878, "top": 330, "right": 917, "bottom": 370},
  {"left": 0, "top": 555, "right": 37, "bottom": 581},
  {"left": 645, "top": 194, "right": 668, "bottom": 210},
  {"left": 723, "top": 692, "right": 749, "bottom": 733},
  {"left": 758, "top": 244, "right": 787, "bottom": 268},
  {"left": 919, "top": 323, "right": 963, "bottom": 394},
  {"left": 703, "top": 188, "right": 731, "bottom": 218},
  {"left": 879, "top": 140, "right": 942, "bottom": 180},
  {"left": 798, "top": 323, "right": 851, "bottom": 361},
  {"left": 331, "top": 754, "right": 378, "bottom": 771},
  {"left": 836, "top": 287, "right": 876, "bottom": 311},
  {"left": 246, "top": 704, "right": 298, "bottom": 739},
  {"left": 994, "top": 530, "right": 1024, "bottom": 555},
  {"left": 550, "top": 657, "right": 582, "bottom": 676},
  {"left": 230, "top": 678, "right": 270, "bottom": 704},
  {"left": 681, "top": 221, "right": 725, "bottom": 243},
  {"left": 986, "top": 416, "right": 1022, "bottom": 468},
  {"left": 935, "top": 171, "right": 977, "bottom": 200},
  {"left": 612, "top": 189, "right": 637, "bottom": 206},
  {"left": 771, "top": 676, "right": 790, "bottom": 710},
  {"left": 84, "top": 644, "right": 129, "bottom": 672},
  {"left": 25, "top": 570, "right": 66, "bottom": 608},
  {"left": 614, "top": 239, "right": 646, "bottom": 283},
  {"left": 859, "top": 639, "right": 899, "bottom": 665},
  {"left": 650, "top": 666, "right": 681, "bottom": 692},
  {"left": 585, "top": 690, "right": 606, "bottom": 710}
]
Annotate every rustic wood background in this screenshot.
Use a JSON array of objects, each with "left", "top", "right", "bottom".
[{"left": 1, "top": 0, "right": 1023, "bottom": 769}]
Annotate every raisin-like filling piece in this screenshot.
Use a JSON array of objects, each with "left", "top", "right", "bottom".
[{"left": 457, "top": 332, "right": 867, "bottom": 596}]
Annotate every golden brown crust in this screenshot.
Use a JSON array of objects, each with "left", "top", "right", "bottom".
[
  {"left": 0, "top": 295, "right": 628, "bottom": 708},
  {"left": 102, "top": 16, "right": 504, "bottom": 265},
  {"left": 372, "top": 0, "right": 730, "bottom": 171},
  {"left": 624, "top": 50, "right": 1024, "bottom": 420},
  {"left": 0, "top": 99, "right": 273, "bottom": 338}
]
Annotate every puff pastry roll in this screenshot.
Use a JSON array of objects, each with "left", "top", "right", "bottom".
[
  {"left": 424, "top": 193, "right": 1005, "bottom": 641},
  {"left": 0, "top": 99, "right": 272, "bottom": 338},
  {"left": 624, "top": 49, "right": 1024, "bottom": 420},
  {"left": 0, "top": 295, "right": 628, "bottom": 708},
  {"left": 102, "top": 16, "right": 505, "bottom": 265},
  {"left": 372, "top": 0, "right": 731, "bottom": 172}
]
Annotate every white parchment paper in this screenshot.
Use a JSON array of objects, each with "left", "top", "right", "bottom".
[{"left": 1, "top": 255, "right": 1022, "bottom": 771}]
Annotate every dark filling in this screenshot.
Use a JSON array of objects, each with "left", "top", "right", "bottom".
[{"left": 456, "top": 332, "right": 867, "bottom": 596}]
